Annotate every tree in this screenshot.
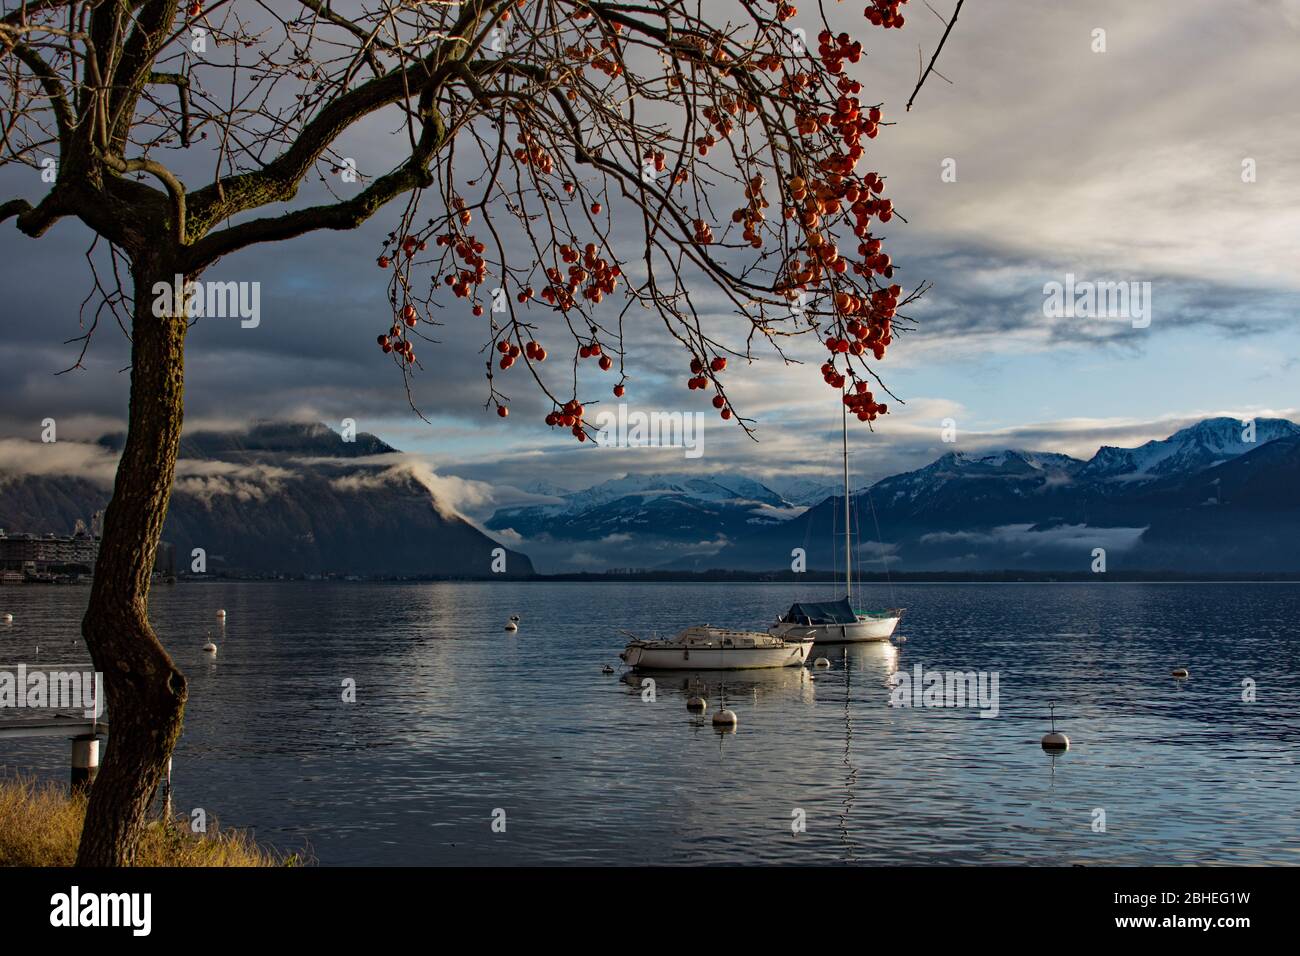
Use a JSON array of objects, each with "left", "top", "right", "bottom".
[{"left": 1, "top": 0, "right": 941, "bottom": 864}]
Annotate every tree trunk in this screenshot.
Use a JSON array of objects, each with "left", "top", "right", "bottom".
[{"left": 76, "top": 257, "right": 189, "bottom": 867}]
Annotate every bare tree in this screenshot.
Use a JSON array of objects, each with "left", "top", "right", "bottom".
[{"left": 1, "top": 0, "right": 935, "bottom": 864}]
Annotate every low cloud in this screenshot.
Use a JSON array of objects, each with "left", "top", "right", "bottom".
[
  {"left": 921, "top": 523, "right": 1147, "bottom": 553},
  {"left": 0, "top": 438, "right": 120, "bottom": 487}
]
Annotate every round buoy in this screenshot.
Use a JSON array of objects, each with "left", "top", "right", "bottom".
[
  {"left": 1041, "top": 731, "right": 1069, "bottom": 752},
  {"left": 686, "top": 696, "right": 707, "bottom": 712},
  {"left": 1, "top": 612, "right": 12, "bottom": 624},
  {"left": 1172, "top": 667, "right": 1189, "bottom": 679},
  {"left": 504, "top": 621, "right": 518, "bottom": 632},
  {"left": 216, "top": 609, "right": 227, "bottom": 620},
  {"left": 712, "top": 708, "right": 737, "bottom": 728},
  {"left": 896, "top": 635, "right": 907, "bottom": 644},
  {"left": 203, "top": 642, "right": 218, "bottom": 656},
  {"left": 601, "top": 664, "right": 614, "bottom": 674},
  {"left": 813, "top": 657, "right": 830, "bottom": 668}
]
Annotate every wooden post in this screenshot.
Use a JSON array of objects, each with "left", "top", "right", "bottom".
[
  {"left": 70, "top": 734, "right": 100, "bottom": 795},
  {"left": 161, "top": 756, "right": 173, "bottom": 821}
]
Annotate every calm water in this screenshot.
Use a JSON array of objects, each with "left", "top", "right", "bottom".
[{"left": 1, "top": 581, "right": 1297, "bottom": 865}]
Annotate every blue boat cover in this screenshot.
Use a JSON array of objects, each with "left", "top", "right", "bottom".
[{"left": 781, "top": 598, "right": 857, "bottom": 625}]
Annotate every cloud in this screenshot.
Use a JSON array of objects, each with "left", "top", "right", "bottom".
[
  {"left": 920, "top": 523, "right": 1147, "bottom": 553},
  {"left": 0, "top": 438, "right": 119, "bottom": 487}
]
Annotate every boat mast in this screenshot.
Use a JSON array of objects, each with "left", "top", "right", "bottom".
[{"left": 842, "top": 388, "right": 851, "bottom": 604}]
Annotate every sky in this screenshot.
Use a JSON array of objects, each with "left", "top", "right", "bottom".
[{"left": 1, "top": 0, "right": 1297, "bottom": 516}]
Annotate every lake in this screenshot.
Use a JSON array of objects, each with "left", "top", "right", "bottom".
[{"left": 1, "top": 581, "right": 1297, "bottom": 865}]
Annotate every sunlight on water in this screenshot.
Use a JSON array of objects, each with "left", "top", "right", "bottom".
[{"left": 2, "top": 581, "right": 1297, "bottom": 865}]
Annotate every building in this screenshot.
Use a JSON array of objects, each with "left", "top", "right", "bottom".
[{"left": 0, "top": 527, "right": 100, "bottom": 578}]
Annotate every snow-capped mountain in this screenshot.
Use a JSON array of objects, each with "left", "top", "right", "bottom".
[
  {"left": 762, "top": 476, "right": 843, "bottom": 507},
  {"left": 1077, "top": 417, "right": 1300, "bottom": 481},
  {"left": 487, "top": 472, "right": 792, "bottom": 543},
  {"left": 678, "top": 418, "right": 1300, "bottom": 573}
]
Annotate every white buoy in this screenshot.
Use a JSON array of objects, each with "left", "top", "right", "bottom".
[
  {"left": 1041, "top": 703, "right": 1069, "bottom": 751},
  {"left": 712, "top": 708, "right": 737, "bottom": 728},
  {"left": 1172, "top": 667, "right": 1189, "bottom": 679},
  {"left": 216, "top": 609, "right": 227, "bottom": 620},
  {"left": 686, "top": 696, "right": 707, "bottom": 712},
  {"left": 504, "top": 620, "right": 518, "bottom": 632},
  {"left": 813, "top": 657, "right": 830, "bottom": 668},
  {"left": 203, "top": 641, "right": 218, "bottom": 656},
  {"left": 896, "top": 635, "right": 907, "bottom": 644},
  {"left": 1041, "top": 731, "right": 1070, "bottom": 752},
  {"left": 601, "top": 664, "right": 614, "bottom": 674},
  {"left": 1, "top": 612, "right": 12, "bottom": 624}
]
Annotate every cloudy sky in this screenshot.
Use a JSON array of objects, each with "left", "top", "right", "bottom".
[{"left": 2, "top": 0, "right": 1297, "bottom": 514}]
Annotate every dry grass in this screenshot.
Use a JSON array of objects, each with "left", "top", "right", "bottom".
[{"left": 0, "top": 776, "right": 301, "bottom": 867}]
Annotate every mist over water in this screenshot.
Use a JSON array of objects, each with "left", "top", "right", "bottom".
[{"left": 2, "top": 581, "right": 1296, "bottom": 865}]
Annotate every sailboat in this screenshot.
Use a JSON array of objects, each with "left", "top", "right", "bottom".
[{"left": 769, "top": 393, "right": 904, "bottom": 644}]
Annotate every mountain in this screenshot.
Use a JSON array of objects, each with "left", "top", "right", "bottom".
[
  {"left": 487, "top": 472, "right": 794, "bottom": 544},
  {"left": 762, "top": 476, "right": 843, "bottom": 507},
  {"left": 687, "top": 420, "right": 1300, "bottom": 573},
  {"left": 0, "top": 422, "right": 532, "bottom": 577},
  {"left": 1077, "top": 417, "right": 1300, "bottom": 481}
]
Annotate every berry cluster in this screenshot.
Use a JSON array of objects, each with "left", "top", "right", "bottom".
[
  {"left": 685, "top": 356, "right": 733, "bottom": 418},
  {"left": 579, "top": 341, "right": 614, "bottom": 371},
  {"left": 864, "top": 1, "right": 908, "bottom": 29},
  {"left": 377, "top": 328, "right": 416, "bottom": 364},
  {"left": 496, "top": 339, "right": 522, "bottom": 369},
  {"left": 545, "top": 400, "right": 589, "bottom": 441},
  {"left": 817, "top": 30, "right": 863, "bottom": 75},
  {"left": 544, "top": 242, "right": 621, "bottom": 307},
  {"left": 843, "top": 380, "right": 888, "bottom": 422},
  {"left": 729, "top": 174, "right": 769, "bottom": 248},
  {"left": 513, "top": 131, "right": 554, "bottom": 174},
  {"left": 438, "top": 231, "right": 488, "bottom": 299}
]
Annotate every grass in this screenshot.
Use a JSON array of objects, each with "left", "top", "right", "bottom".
[{"left": 0, "top": 775, "right": 301, "bottom": 867}]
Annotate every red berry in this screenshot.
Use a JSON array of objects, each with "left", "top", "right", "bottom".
[{"left": 497, "top": 406, "right": 509, "bottom": 418}]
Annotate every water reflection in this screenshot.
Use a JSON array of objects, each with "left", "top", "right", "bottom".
[
  {"left": 4, "top": 582, "right": 1298, "bottom": 865},
  {"left": 620, "top": 665, "right": 814, "bottom": 709}
]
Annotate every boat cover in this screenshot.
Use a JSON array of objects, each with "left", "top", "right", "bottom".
[{"left": 781, "top": 598, "right": 857, "bottom": 625}]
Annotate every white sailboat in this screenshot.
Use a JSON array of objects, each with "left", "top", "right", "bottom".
[
  {"left": 770, "top": 394, "right": 904, "bottom": 644},
  {"left": 620, "top": 625, "right": 814, "bottom": 671}
]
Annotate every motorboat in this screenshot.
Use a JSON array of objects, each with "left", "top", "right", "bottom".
[{"left": 620, "top": 626, "right": 813, "bottom": 670}]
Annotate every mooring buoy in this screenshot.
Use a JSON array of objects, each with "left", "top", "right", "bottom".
[
  {"left": 1041, "top": 703, "right": 1069, "bottom": 752},
  {"left": 1, "top": 612, "right": 12, "bottom": 624},
  {"left": 1172, "top": 667, "right": 1189, "bottom": 679},
  {"left": 687, "top": 696, "right": 707, "bottom": 712},
  {"left": 712, "top": 708, "right": 737, "bottom": 728},
  {"left": 813, "top": 657, "right": 830, "bottom": 668},
  {"left": 203, "top": 641, "right": 218, "bottom": 656},
  {"left": 601, "top": 664, "right": 614, "bottom": 674}
]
